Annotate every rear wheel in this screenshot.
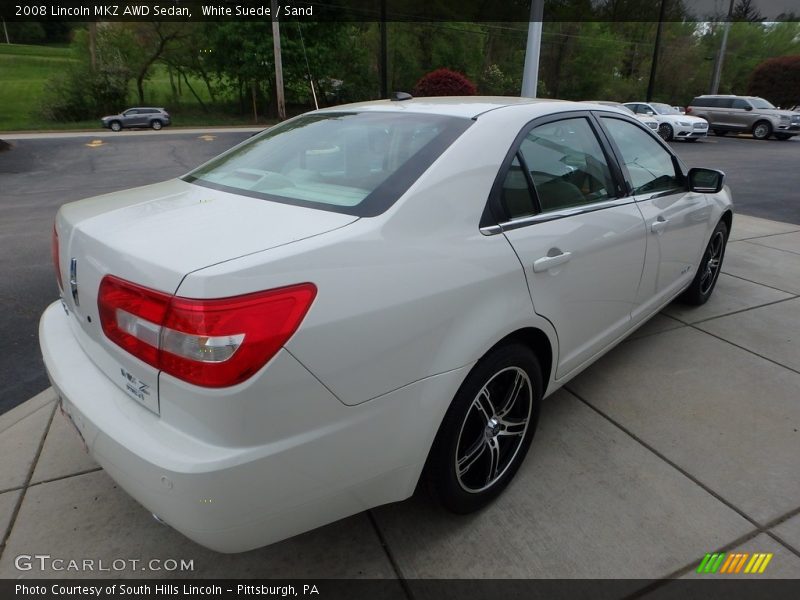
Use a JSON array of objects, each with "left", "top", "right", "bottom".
[
  {"left": 109, "top": 121, "right": 122, "bottom": 132},
  {"left": 425, "top": 343, "right": 542, "bottom": 514},
  {"left": 752, "top": 121, "right": 772, "bottom": 140},
  {"left": 658, "top": 123, "right": 674, "bottom": 141},
  {"left": 680, "top": 220, "right": 728, "bottom": 306},
  {"left": 150, "top": 119, "right": 163, "bottom": 130}
]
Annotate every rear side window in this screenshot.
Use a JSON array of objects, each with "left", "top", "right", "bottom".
[
  {"left": 184, "top": 112, "right": 471, "bottom": 216},
  {"left": 518, "top": 117, "right": 615, "bottom": 212},
  {"left": 601, "top": 117, "right": 682, "bottom": 195}
]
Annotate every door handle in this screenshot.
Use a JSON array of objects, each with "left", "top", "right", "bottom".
[
  {"left": 533, "top": 250, "right": 572, "bottom": 273},
  {"left": 651, "top": 217, "right": 669, "bottom": 234}
]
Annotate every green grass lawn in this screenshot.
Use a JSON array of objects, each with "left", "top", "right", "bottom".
[{"left": 0, "top": 44, "right": 261, "bottom": 131}]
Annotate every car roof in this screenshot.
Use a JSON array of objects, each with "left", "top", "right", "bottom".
[{"left": 314, "top": 96, "right": 583, "bottom": 119}]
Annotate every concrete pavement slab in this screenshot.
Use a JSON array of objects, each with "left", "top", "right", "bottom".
[
  {"left": 746, "top": 231, "right": 800, "bottom": 255},
  {"left": 772, "top": 514, "right": 800, "bottom": 555},
  {"left": 0, "top": 470, "right": 398, "bottom": 579},
  {"left": 723, "top": 242, "right": 800, "bottom": 294},
  {"left": 696, "top": 298, "right": 800, "bottom": 373},
  {"left": 664, "top": 274, "right": 794, "bottom": 324},
  {"left": 31, "top": 408, "right": 98, "bottom": 485},
  {"left": 728, "top": 215, "right": 800, "bottom": 242},
  {"left": 0, "top": 403, "right": 54, "bottom": 492},
  {"left": 372, "top": 390, "right": 752, "bottom": 579},
  {"left": 0, "top": 388, "right": 56, "bottom": 434},
  {"left": 0, "top": 490, "right": 21, "bottom": 544},
  {"left": 628, "top": 313, "right": 685, "bottom": 341},
  {"left": 569, "top": 327, "right": 800, "bottom": 525}
]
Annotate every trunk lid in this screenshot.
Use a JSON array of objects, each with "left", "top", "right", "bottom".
[{"left": 55, "top": 178, "right": 357, "bottom": 414}]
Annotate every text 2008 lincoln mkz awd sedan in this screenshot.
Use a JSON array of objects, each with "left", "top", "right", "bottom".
[{"left": 40, "top": 97, "right": 732, "bottom": 552}]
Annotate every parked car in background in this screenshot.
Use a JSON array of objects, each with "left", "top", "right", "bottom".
[
  {"left": 42, "top": 97, "right": 732, "bottom": 552},
  {"left": 624, "top": 101, "right": 708, "bottom": 141},
  {"left": 584, "top": 100, "right": 659, "bottom": 131},
  {"left": 687, "top": 95, "right": 800, "bottom": 140},
  {"left": 101, "top": 107, "right": 171, "bottom": 132}
]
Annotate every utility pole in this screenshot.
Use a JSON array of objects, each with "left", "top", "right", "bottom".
[
  {"left": 709, "top": 0, "right": 735, "bottom": 94},
  {"left": 380, "top": 0, "right": 388, "bottom": 99},
  {"left": 88, "top": 22, "right": 97, "bottom": 71},
  {"left": 646, "top": 0, "right": 667, "bottom": 102},
  {"left": 271, "top": 0, "right": 286, "bottom": 120},
  {"left": 521, "top": 0, "right": 544, "bottom": 98},
  {"left": 2, "top": 18, "right": 10, "bottom": 44}
]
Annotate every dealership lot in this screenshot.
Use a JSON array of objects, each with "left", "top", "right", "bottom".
[{"left": 0, "top": 129, "right": 799, "bottom": 583}]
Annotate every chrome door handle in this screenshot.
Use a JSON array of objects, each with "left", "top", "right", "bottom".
[
  {"left": 651, "top": 218, "right": 669, "bottom": 234},
  {"left": 533, "top": 251, "right": 572, "bottom": 273}
]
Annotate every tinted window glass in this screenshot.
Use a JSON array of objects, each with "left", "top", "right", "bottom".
[
  {"left": 184, "top": 112, "right": 471, "bottom": 216},
  {"left": 601, "top": 117, "right": 681, "bottom": 195},
  {"left": 750, "top": 98, "right": 775, "bottom": 109},
  {"left": 691, "top": 97, "right": 710, "bottom": 107},
  {"left": 500, "top": 155, "right": 536, "bottom": 219},
  {"left": 518, "top": 118, "right": 615, "bottom": 212}
]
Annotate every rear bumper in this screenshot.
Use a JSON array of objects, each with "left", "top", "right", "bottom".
[{"left": 39, "top": 301, "right": 462, "bottom": 552}]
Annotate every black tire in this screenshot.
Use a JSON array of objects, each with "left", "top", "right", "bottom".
[
  {"left": 752, "top": 121, "right": 772, "bottom": 140},
  {"left": 774, "top": 133, "right": 792, "bottom": 141},
  {"left": 713, "top": 129, "right": 727, "bottom": 136},
  {"left": 658, "top": 123, "right": 674, "bottom": 141},
  {"left": 110, "top": 121, "right": 122, "bottom": 132},
  {"left": 150, "top": 119, "right": 163, "bottom": 130},
  {"left": 680, "top": 220, "right": 728, "bottom": 306},
  {"left": 425, "top": 343, "right": 542, "bottom": 514}
]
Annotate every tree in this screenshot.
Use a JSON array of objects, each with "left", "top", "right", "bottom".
[
  {"left": 413, "top": 68, "right": 477, "bottom": 96},
  {"left": 748, "top": 55, "right": 800, "bottom": 108}
]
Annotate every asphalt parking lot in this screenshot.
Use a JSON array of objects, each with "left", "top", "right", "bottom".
[{"left": 0, "top": 128, "right": 799, "bottom": 584}]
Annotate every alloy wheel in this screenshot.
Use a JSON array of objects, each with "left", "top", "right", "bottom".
[
  {"left": 658, "top": 123, "right": 673, "bottom": 141},
  {"left": 700, "top": 231, "right": 725, "bottom": 295},
  {"left": 455, "top": 366, "right": 533, "bottom": 493}
]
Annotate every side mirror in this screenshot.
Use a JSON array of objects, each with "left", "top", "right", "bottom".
[
  {"left": 646, "top": 110, "right": 655, "bottom": 116},
  {"left": 688, "top": 167, "right": 725, "bottom": 193},
  {"left": 744, "top": 105, "right": 753, "bottom": 111}
]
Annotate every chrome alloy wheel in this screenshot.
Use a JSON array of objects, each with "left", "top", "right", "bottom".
[
  {"left": 454, "top": 366, "right": 533, "bottom": 493},
  {"left": 700, "top": 230, "right": 725, "bottom": 295}
]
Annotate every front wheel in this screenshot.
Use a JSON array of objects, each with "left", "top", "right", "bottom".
[
  {"left": 425, "top": 343, "right": 542, "bottom": 514},
  {"left": 109, "top": 121, "right": 122, "bottom": 132},
  {"left": 680, "top": 220, "right": 728, "bottom": 306},
  {"left": 752, "top": 121, "right": 772, "bottom": 140},
  {"left": 658, "top": 123, "right": 674, "bottom": 141}
]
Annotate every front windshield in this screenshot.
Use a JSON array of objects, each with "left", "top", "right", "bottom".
[
  {"left": 750, "top": 98, "right": 776, "bottom": 109},
  {"left": 184, "top": 111, "right": 471, "bottom": 216},
  {"left": 651, "top": 103, "right": 680, "bottom": 115}
]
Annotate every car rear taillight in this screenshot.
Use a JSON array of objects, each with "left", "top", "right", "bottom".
[
  {"left": 98, "top": 275, "right": 316, "bottom": 388},
  {"left": 685, "top": 106, "right": 693, "bottom": 114},
  {"left": 52, "top": 224, "right": 63, "bottom": 292}
]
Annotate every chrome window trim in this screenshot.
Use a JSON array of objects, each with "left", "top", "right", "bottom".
[{"left": 480, "top": 195, "right": 637, "bottom": 236}]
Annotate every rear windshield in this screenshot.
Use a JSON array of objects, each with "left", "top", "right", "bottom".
[{"left": 184, "top": 111, "right": 471, "bottom": 216}]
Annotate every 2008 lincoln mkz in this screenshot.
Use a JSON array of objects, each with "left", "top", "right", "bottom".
[{"left": 40, "top": 98, "right": 732, "bottom": 552}]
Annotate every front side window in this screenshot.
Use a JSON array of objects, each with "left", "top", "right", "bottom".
[
  {"left": 732, "top": 99, "right": 751, "bottom": 110},
  {"left": 184, "top": 112, "right": 471, "bottom": 216},
  {"left": 601, "top": 117, "right": 682, "bottom": 195},
  {"left": 517, "top": 117, "right": 615, "bottom": 213}
]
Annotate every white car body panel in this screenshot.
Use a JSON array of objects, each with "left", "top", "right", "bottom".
[{"left": 40, "top": 97, "right": 733, "bottom": 552}]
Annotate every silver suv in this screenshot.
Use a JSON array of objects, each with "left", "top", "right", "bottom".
[
  {"left": 100, "top": 107, "right": 171, "bottom": 132},
  {"left": 687, "top": 95, "right": 800, "bottom": 140}
]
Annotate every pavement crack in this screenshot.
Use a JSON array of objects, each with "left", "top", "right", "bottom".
[
  {"left": 686, "top": 295, "right": 800, "bottom": 326},
  {"left": 0, "top": 401, "right": 57, "bottom": 561},
  {"left": 366, "top": 510, "right": 416, "bottom": 600}
]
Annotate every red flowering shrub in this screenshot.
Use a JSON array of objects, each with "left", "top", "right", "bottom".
[
  {"left": 412, "top": 68, "right": 477, "bottom": 97},
  {"left": 748, "top": 55, "right": 800, "bottom": 109}
]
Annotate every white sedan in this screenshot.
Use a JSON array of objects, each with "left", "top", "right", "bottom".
[
  {"left": 41, "top": 97, "right": 733, "bottom": 553},
  {"left": 625, "top": 101, "right": 709, "bottom": 141}
]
